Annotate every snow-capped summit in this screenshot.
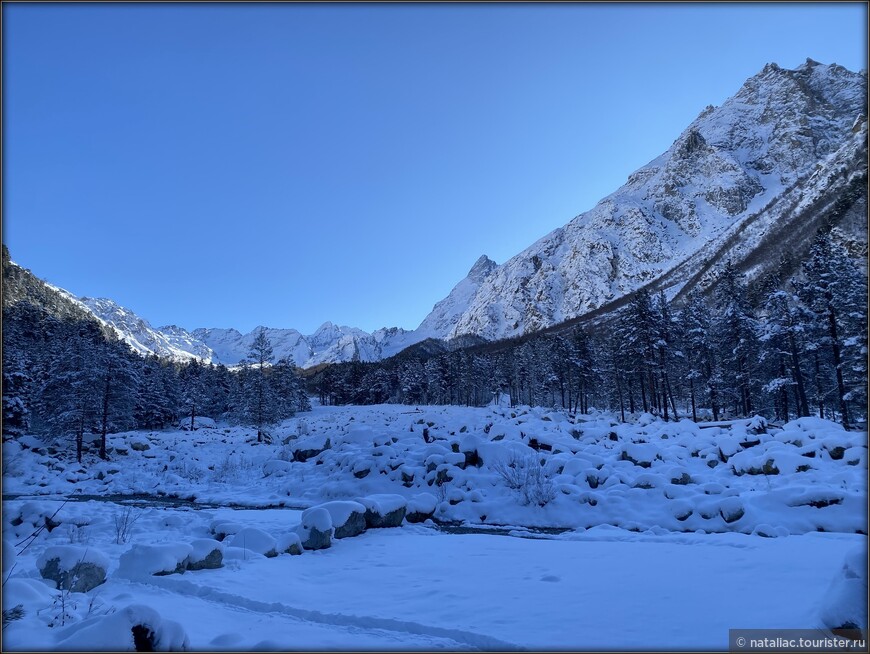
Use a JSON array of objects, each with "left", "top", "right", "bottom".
[
  {"left": 467, "top": 255, "right": 498, "bottom": 282},
  {"left": 414, "top": 255, "right": 498, "bottom": 340},
  {"left": 415, "top": 59, "right": 866, "bottom": 340}
]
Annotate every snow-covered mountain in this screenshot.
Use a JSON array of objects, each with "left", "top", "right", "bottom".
[
  {"left": 415, "top": 59, "right": 867, "bottom": 340},
  {"left": 5, "top": 60, "right": 864, "bottom": 366},
  {"left": 190, "top": 323, "right": 422, "bottom": 368},
  {"left": 77, "top": 297, "right": 215, "bottom": 363}
]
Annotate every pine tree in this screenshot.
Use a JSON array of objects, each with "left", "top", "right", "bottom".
[
  {"left": 37, "top": 322, "right": 104, "bottom": 463},
  {"left": 95, "top": 340, "right": 140, "bottom": 459},
  {"left": 179, "top": 359, "right": 209, "bottom": 431},
  {"left": 713, "top": 262, "right": 760, "bottom": 417},
  {"left": 679, "top": 289, "right": 721, "bottom": 421},
  {"left": 797, "top": 235, "right": 867, "bottom": 429},
  {"left": 245, "top": 328, "right": 275, "bottom": 442},
  {"left": 134, "top": 356, "right": 178, "bottom": 429}
]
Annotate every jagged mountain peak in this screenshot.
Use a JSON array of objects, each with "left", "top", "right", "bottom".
[
  {"left": 468, "top": 255, "right": 498, "bottom": 281},
  {"left": 414, "top": 254, "right": 500, "bottom": 340}
]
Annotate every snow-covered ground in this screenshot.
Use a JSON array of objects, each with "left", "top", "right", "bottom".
[{"left": 2, "top": 404, "right": 866, "bottom": 650}]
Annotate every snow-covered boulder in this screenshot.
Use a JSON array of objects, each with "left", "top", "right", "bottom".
[
  {"left": 356, "top": 494, "right": 407, "bottom": 528},
  {"left": 37, "top": 545, "right": 109, "bottom": 592},
  {"left": 185, "top": 539, "right": 224, "bottom": 570},
  {"left": 819, "top": 545, "right": 868, "bottom": 630},
  {"left": 263, "top": 460, "right": 293, "bottom": 477},
  {"left": 316, "top": 501, "right": 367, "bottom": 539},
  {"left": 620, "top": 443, "right": 659, "bottom": 468},
  {"left": 118, "top": 543, "right": 193, "bottom": 578},
  {"left": 55, "top": 603, "right": 190, "bottom": 651},
  {"left": 209, "top": 520, "right": 242, "bottom": 541},
  {"left": 406, "top": 493, "right": 437, "bottom": 523},
  {"left": 228, "top": 528, "right": 278, "bottom": 558},
  {"left": 129, "top": 437, "right": 151, "bottom": 452},
  {"left": 717, "top": 497, "right": 745, "bottom": 524},
  {"left": 292, "top": 435, "right": 331, "bottom": 462},
  {"left": 276, "top": 532, "right": 303, "bottom": 555},
  {"left": 297, "top": 507, "right": 333, "bottom": 550},
  {"left": 12, "top": 502, "right": 62, "bottom": 531},
  {"left": 177, "top": 416, "right": 216, "bottom": 431}
]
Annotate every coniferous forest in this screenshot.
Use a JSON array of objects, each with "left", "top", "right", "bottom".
[
  {"left": 311, "top": 234, "right": 866, "bottom": 428},
  {"left": 4, "top": 232, "right": 865, "bottom": 470},
  {"left": 2, "top": 307, "right": 309, "bottom": 460}
]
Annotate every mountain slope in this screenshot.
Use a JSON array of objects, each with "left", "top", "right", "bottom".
[
  {"left": 417, "top": 60, "right": 867, "bottom": 340},
  {"left": 78, "top": 297, "right": 216, "bottom": 362}
]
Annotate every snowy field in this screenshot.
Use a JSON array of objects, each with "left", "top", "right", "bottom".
[{"left": 2, "top": 403, "right": 867, "bottom": 650}]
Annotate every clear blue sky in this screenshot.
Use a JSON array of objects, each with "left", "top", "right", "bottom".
[{"left": 4, "top": 3, "right": 866, "bottom": 334}]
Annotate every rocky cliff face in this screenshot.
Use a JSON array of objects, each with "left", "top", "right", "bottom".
[{"left": 418, "top": 60, "right": 866, "bottom": 340}]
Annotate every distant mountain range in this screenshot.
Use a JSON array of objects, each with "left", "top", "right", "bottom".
[{"left": 3, "top": 59, "right": 866, "bottom": 367}]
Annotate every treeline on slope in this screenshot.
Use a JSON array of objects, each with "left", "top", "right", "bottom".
[
  {"left": 2, "top": 308, "right": 309, "bottom": 461},
  {"left": 310, "top": 233, "right": 867, "bottom": 429}
]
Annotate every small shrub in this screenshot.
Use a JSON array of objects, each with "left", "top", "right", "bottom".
[
  {"left": 66, "top": 524, "right": 91, "bottom": 545},
  {"left": 171, "top": 461, "right": 205, "bottom": 483},
  {"left": 114, "top": 507, "right": 142, "bottom": 545},
  {"left": 212, "top": 453, "right": 257, "bottom": 483},
  {"left": 2, "top": 605, "right": 24, "bottom": 630},
  {"left": 492, "top": 452, "right": 556, "bottom": 507}
]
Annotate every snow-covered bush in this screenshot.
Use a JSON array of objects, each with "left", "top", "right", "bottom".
[
  {"left": 491, "top": 452, "right": 556, "bottom": 507},
  {"left": 211, "top": 453, "right": 257, "bottom": 483},
  {"left": 170, "top": 461, "right": 206, "bottom": 483}
]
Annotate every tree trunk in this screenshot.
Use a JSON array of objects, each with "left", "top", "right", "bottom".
[
  {"left": 704, "top": 358, "right": 719, "bottom": 421},
  {"left": 778, "top": 358, "right": 789, "bottom": 422},
  {"left": 689, "top": 378, "right": 697, "bottom": 423},
  {"left": 615, "top": 372, "right": 625, "bottom": 423},
  {"left": 826, "top": 301, "right": 851, "bottom": 430},
  {"left": 639, "top": 374, "right": 648, "bottom": 413},
  {"left": 813, "top": 351, "right": 825, "bottom": 418},
  {"left": 787, "top": 332, "right": 810, "bottom": 417},
  {"left": 100, "top": 374, "right": 110, "bottom": 461},
  {"left": 76, "top": 409, "right": 84, "bottom": 464}
]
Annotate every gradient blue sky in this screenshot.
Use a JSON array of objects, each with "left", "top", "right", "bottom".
[{"left": 4, "top": 3, "right": 867, "bottom": 334}]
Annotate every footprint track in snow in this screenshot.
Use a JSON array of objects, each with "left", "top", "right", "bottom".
[{"left": 119, "top": 574, "right": 525, "bottom": 651}]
